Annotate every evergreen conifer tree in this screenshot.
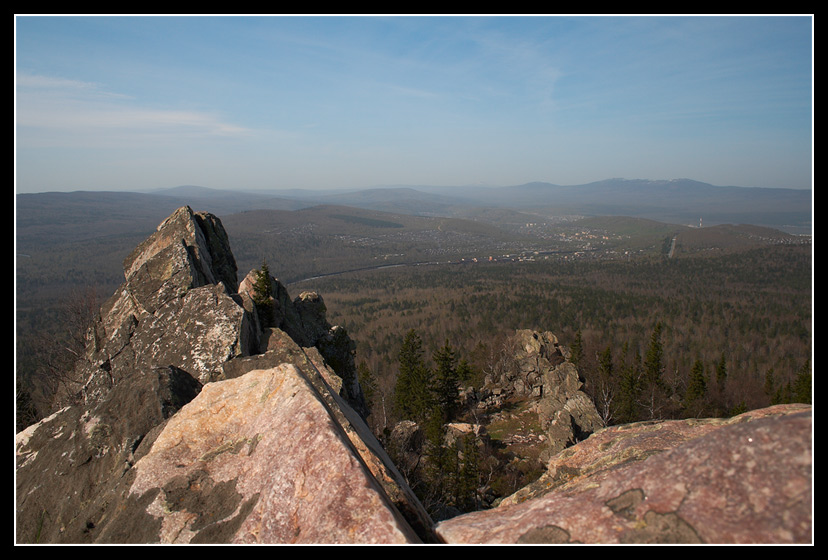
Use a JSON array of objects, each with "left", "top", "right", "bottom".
[
  {"left": 792, "top": 360, "right": 812, "bottom": 404},
  {"left": 615, "top": 341, "right": 642, "bottom": 424},
  {"left": 432, "top": 339, "right": 460, "bottom": 422},
  {"left": 252, "top": 259, "right": 275, "bottom": 328},
  {"left": 730, "top": 400, "right": 748, "bottom": 416},
  {"left": 570, "top": 329, "right": 584, "bottom": 367},
  {"left": 422, "top": 408, "right": 449, "bottom": 503},
  {"left": 458, "top": 433, "right": 481, "bottom": 511},
  {"left": 357, "top": 360, "right": 377, "bottom": 412},
  {"left": 393, "top": 329, "right": 434, "bottom": 422},
  {"left": 763, "top": 368, "right": 776, "bottom": 401},
  {"left": 456, "top": 358, "right": 480, "bottom": 387},
  {"left": 684, "top": 358, "right": 707, "bottom": 412},
  {"left": 643, "top": 322, "right": 665, "bottom": 387},
  {"left": 642, "top": 322, "right": 666, "bottom": 418},
  {"left": 715, "top": 352, "right": 728, "bottom": 386}
]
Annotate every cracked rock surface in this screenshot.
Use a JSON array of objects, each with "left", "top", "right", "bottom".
[{"left": 435, "top": 404, "right": 812, "bottom": 544}]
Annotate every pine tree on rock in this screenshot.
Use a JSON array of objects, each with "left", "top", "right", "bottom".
[{"left": 252, "top": 259, "right": 275, "bottom": 328}]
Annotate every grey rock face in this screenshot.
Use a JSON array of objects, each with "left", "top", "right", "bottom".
[
  {"left": 72, "top": 206, "right": 251, "bottom": 407},
  {"left": 16, "top": 206, "right": 427, "bottom": 544},
  {"left": 477, "top": 329, "right": 604, "bottom": 456},
  {"left": 15, "top": 366, "right": 204, "bottom": 543}
]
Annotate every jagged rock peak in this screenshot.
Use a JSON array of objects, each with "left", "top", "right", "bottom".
[
  {"left": 122, "top": 206, "right": 239, "bottom": 312},
  {"left": 16, "top": 206, "right": 433, "bottom": 544},
  {"left": 67, "top": 207, "right": 253, "bottom": 408}
]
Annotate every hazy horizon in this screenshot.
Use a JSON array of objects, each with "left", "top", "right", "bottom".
[
  {"left": 16, "top": 176, "right": 814, "bottom": 197},
  {"left": 15, "top": 15, "right": 813, "bottom": 194}
]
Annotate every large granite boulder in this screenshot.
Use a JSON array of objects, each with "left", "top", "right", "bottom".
[
  {"left": 435, "top": 404, "right": 812, "bottom": 544},
  {"left": 217, "top": 328, "right": 435, "bottom": 541},
  {"left": 102, "top": 364, "right": 420, "bottom": 544}
]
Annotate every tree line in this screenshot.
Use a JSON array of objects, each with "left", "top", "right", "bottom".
[{"left": 569, "top": 322, "right": 812, "bottom": 427}]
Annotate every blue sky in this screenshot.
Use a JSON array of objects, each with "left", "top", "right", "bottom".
[{"left": 14, "top": 15, "right": 813, "bottom": 193}]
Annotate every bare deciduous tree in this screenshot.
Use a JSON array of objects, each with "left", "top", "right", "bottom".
[{"left": 19, "top": 285, "right": 102, "bottom": 423}]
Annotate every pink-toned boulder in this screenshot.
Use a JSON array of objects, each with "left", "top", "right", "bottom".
[
  {"left": 435, "top": 404, "right": 811, "bottom": 544},
  {"left": 119, "top": 364, "right": 420, "bottom": 544}
]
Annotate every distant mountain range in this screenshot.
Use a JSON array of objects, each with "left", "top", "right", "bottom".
[{"left": 18, "top": 178, "right": 812, "bottom": 235}]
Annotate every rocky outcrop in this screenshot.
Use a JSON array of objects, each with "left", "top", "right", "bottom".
[
  {"left": 73, "top": 206, "right": 255, "bottom": 406},
  {"left": 236, "top": 269, "right": 367, "bottom": 418},
  {"left": 15, "top": 206, "right": 432, "bottom": 544},
  {"left": 215, "top": 328, "right": 434, "bottom": 540},
  {"left": 435, "top": 404, "right": 812, "bottom": 544},
  {"left": 474, "top": 329, "right": 604, "bottom": 457}
]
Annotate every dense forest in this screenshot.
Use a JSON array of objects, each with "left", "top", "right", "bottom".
[
  {"left": 283, "top": 239, "right": 812, "bottom": 516},
  {"left": 297, "top": 242, "right": 812, "bottom": 432}
]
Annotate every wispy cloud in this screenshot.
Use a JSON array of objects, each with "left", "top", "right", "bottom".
[
  {"left": 16, "top": 73, "right": 128, "bottom": 98},
  {"left": 16, "top": 72, "right": 252, "bottom": 147}
]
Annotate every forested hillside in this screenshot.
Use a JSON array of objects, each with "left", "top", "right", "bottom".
[{"left": 299, "top": 242, "right": 812, "bottom": 430}]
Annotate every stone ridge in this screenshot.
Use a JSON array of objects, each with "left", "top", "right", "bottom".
[{"left": 15, "top": 206, "right": 431, "bottom": 544}]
